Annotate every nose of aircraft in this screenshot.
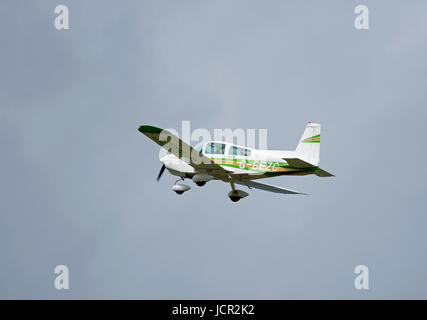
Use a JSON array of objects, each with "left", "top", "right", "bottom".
[{"left": 159, "top": 155, "right": 169, "bottom": 164}]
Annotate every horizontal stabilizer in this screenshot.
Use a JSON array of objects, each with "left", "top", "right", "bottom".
[
  {"left": 314, "top": 168, "right": 335, "bottom": 177},
  {"left": 282, "top": 158, "right": 313, "bottom": 168},
  {"left": 283, "top": 158, "right": 334, "bottom": 177},
  {"left": 235, "top": 180, "right": 307, "bottom": 195}
]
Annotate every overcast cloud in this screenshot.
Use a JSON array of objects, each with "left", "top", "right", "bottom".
[{"left": 1, "top": 0, "right": 427, "bottom": 299}]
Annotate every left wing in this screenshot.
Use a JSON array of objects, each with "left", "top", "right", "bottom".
[
  {"left": 138, "top": 125, "right": 229, "bottom": 173},
  {"left": 234, "top": 180, "right": 307, "bottom": 195}
]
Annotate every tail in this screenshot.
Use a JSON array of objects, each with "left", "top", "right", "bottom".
[{"left": 295, "top": 122, "right": 321, "bottom": 166}]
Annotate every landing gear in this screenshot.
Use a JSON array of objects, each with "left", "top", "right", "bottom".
[
  {"left": 192, "top": 174, "right": 212, "bottom": 186},
  {"left": 229, "top": 196, "right": 241, "bottom": 202},
  {"left": 228, "top": 181, "right": 249, "bottom": 202},
  {"left": 227, "top": 191, "right": 248, "bottom": 202},
  {"left": 172, "top": 178, "right": 190, "bottom": 195}
]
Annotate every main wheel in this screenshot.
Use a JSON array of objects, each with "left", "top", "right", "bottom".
[
  {"left": 196, "top": 181, "right": 206, "bottom": 187},
  {"left": 175, "top": 191, "right": 184, "bottom": 195},
  {"left": 229, "top": 196, "right": 241, "bottom": 202}
]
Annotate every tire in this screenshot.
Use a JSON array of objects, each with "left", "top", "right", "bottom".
[
  {"left": 196, "top": 181, "right": 206, "bottom": 187},
  {"left": 175, "top": 191, "right": 184, "bottom": 195},
  {"left": 229, "top": 196, "right": 240, "bottom": 202}
]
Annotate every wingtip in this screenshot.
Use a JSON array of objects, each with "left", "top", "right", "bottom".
[{"left": 138, "top": 125, "right": 163, "bottom": 134}]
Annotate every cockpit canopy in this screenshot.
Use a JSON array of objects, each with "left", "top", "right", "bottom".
[
  {"left": 204, "top": 142, "right": 225, "bottom": 155},
  {"left": 199, "top": 142, "right": 252, "bottom": 157}
]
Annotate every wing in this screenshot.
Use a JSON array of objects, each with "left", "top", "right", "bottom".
[
  {"left": 138, "top": 125, "right": 229, "bottom": 172},
  {"left": 234, "top": 180, "right": 307, "bottom": 195}
]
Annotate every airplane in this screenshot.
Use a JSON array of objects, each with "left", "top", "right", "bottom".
[{"left": 138, "top": 122, "right": 334, "bottom": 202}]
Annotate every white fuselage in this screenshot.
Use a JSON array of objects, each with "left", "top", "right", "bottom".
[{"left": 161, "top": 141, "right": 296, "bottom": 178}]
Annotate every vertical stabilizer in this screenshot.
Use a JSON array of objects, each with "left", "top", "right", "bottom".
[{"left": 295, "top": 122, "right": 320, "bottom": 165}]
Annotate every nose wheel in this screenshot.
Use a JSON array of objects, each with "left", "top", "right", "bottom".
[{"left": 172, "top": 178, "right": 190, "bottom": 195}]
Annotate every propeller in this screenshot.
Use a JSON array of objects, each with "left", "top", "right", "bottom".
[{"left": 157, "top": 164, "right": 166, "bottom": 182}]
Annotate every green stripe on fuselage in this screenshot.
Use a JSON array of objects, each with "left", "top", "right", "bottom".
[{"left": 209, "top": 157, "right": 317, "bottom": 174}]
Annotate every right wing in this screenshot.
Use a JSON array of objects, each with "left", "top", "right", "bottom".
[
  {"left": 138, "top": 125, "right": 229, "bottom": 172},
  {"left": 234, "top": 180, "right": 307, "bottom": 195}
]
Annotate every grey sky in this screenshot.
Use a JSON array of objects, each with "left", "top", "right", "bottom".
[{"left": 1, "top": 0, "right": 427, "bottom": 299}]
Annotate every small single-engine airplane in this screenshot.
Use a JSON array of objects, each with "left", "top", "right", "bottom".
[{"left": 138, "top": 122, "right": 334, "bottom": 202}]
